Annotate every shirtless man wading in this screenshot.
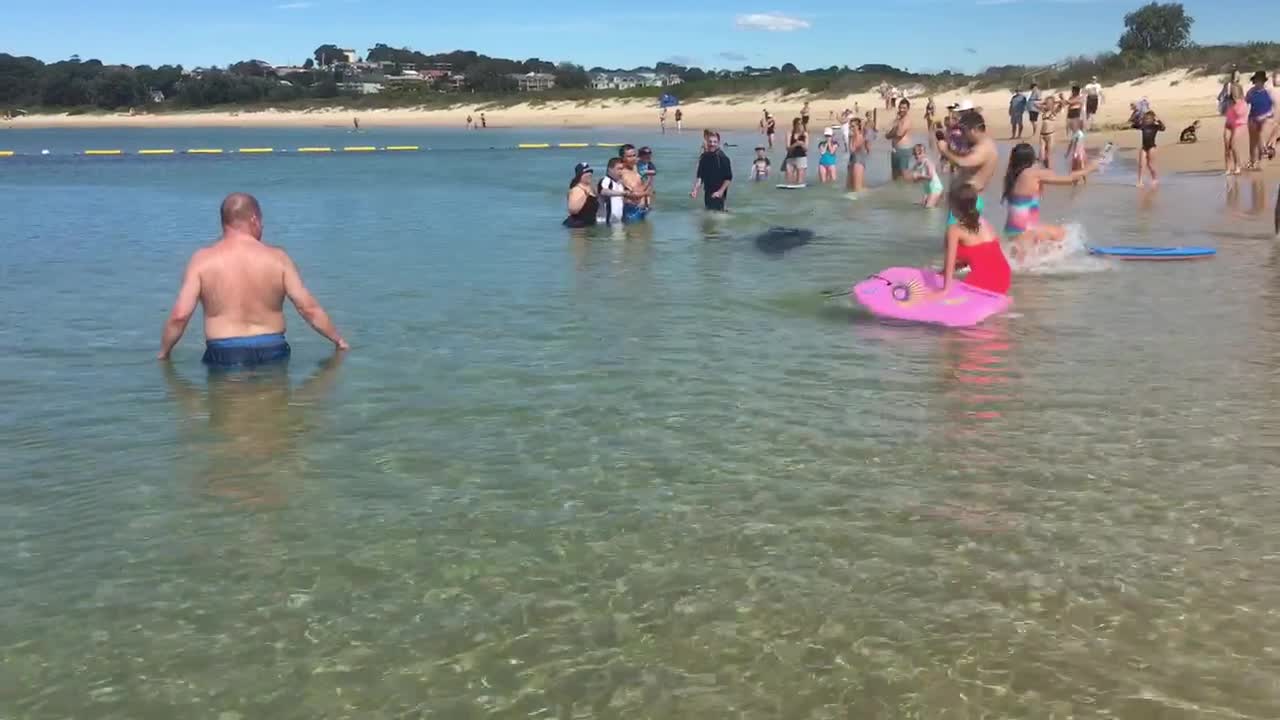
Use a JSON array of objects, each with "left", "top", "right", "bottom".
[
  {"left": 936, "top": 111, "right": 999, "bottom": 224},
  {"left": 886, "top": 98, "right": 914, "bottom": 181},
  {"left": 158, "top": 193, "right": 348, "bottom": 366},
  {"left": 617, "top": 144, "right": 652, "bottom": 222}
]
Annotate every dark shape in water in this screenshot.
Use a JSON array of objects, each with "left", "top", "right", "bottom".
[{"left": 754, "top": 226, "right": 815, "bottom": 255}]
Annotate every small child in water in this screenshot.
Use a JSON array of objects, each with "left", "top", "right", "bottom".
[
  {"left": 911, "top": 144, "right": 944, "bottom": 207},
  {"left": 752, "top": 147, "right": 771, "bottom": 181},
  {"left": 1133, "top": 109, "right": 1166, "bottom": 187},
  {"left": 637, "top": 147, "right": 658, "bottom": 207}
]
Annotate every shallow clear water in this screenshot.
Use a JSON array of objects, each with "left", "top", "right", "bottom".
[{"left": 2, "top": 126, "right": 1280, "bottom": 719}]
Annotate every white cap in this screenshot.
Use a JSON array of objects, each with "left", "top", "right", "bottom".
[
  {"left": 823, "top": 127, "right": 834, "bottom": 135},
  {"left": 955, "top": 99, "right": 975, "bottom": 111}
]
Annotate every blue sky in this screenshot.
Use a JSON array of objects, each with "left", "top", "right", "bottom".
[{"left": 0, "top": 0, "right": 1265, "bottom": 73}]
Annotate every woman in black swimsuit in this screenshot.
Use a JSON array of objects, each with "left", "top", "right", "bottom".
[
  {"left": 1133, "top": 110, "right": 1166, "bottom": 187},
  {"left": 563, "top": 162, "right": 599, "bottom": 227}
]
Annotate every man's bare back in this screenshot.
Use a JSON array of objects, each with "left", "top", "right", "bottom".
[
  {"left": 192, "top": 239, "right": 292, "bottom": 340},
  {"left": 940, "top": 113, "right": 998, "bottom": 192},
  {"left": 158, "top": 193, "right": 346, "bottom": 364}
]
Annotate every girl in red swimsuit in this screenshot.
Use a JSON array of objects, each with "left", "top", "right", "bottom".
[{"left": 941, "top": 183, "right": 1012, "bottom": 295}]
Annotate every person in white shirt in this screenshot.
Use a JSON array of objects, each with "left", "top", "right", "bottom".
[
  {"left": 1084, "top": 76, "right": 1104, "bottom": 129},
  {"left": 597, "top": 158, "right": 628, "bottom": 225}
]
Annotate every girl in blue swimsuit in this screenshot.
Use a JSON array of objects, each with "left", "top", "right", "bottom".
[{"left": 818, "top": 130, "right": 840, "bottom": 184}]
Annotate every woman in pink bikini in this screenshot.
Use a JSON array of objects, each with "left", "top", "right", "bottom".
[{"left": 1223, "top": 83, "right": 1248, "bottom": 175}]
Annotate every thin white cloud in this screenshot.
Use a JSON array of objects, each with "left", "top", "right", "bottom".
[
  {"left": 276, "top": 1, "right": 312, "bottom": 8},
  {"left": 734, "top": 13, "right": 811, "bottom": 32}
]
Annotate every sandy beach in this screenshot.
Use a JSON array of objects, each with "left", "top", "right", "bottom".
[{"left": 4, "top": 70, "right": 1277, "bottom": 178}]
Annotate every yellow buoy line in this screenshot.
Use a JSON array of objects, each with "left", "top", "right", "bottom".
[{"left": 0, "top": 143, "right": 624, "bottom": 158}]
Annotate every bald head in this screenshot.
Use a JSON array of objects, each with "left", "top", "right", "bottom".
[{"left": 220, "top": 193, "right": 262, "bottom": 236}]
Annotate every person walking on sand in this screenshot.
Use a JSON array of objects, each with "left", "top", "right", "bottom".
[
  {"left": 1008, "top": 89, "right": 1027, "bottom": 139},
  {"left": 1224, "top": 83, "right": 1248, "bottom": 175},
  {"left": 690, "top": 131, "right": 733, "bottom": 211},
  {"left": 886, "top": 98, "right": 914, "bottom": 181},
  {"left": 466, "top": 114, "right": 473, "bottom": 129},
  {"left": 1246, "top": 71, "right": 1276, "bottom": 170},
  {"left": 158, "top": 193, "right": 348, "bottom": 366},
  {"left": 675, "top": 107, "right": 683, "bottom": 133},
  {"left": 1084, "top": 76, "right": 1104, "bottom": 129},
  {"left": 1133, "top": 108, "right": 1166, "bottom": 187},
  {"left": 1027, "top": 82, "right": 1043, "bottom": 137},
  {"left": 480, "top": 112, "right": 487, "bottom": 129},
  {"left": 659, "top": 107, "right": 667, "bottom": 134}
]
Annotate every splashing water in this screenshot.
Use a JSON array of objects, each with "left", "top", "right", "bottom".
[{"left": 1007, "top": 223, "right": 1112, "bottom": 275}]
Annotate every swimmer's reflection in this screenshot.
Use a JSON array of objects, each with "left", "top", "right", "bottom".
[
  {"left": 569, "top": 223, "right": 653, "bottom": 270},
  {"left": 163, "top": 352, "right": 345, "bottom": 509},
  {"left": 937, "top": 324, "right": 1018, "bottom": 460}
]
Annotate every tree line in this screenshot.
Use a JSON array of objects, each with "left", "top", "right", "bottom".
[{"left": 1, "top": 3, "right": 1272, "bottom": 113}]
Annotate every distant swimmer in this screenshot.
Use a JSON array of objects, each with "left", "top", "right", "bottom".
[
  {"left": 563, "top": 162, "right": 599, "bottom": 228},
  {"left": 937, "top": 110, "right": 999, "bottom": 225},
  {"left": 158, "top": 193, "right": 348, "bottom": 366},
  {"left": 1001, "top": 142, "right": 1098, "bottom": 261},
  {"left": 751, "top": 146, "right": 771, "bottom": 181}
]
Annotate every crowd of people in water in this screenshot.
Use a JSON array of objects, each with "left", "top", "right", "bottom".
[
  {"left": 557, "top": 68, "right": 1277, "bottom": 299},
  {"left": 153, "top": 70, "right": 1278, "bottom": 370}
]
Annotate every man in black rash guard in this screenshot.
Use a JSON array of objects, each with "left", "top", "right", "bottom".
[{"left": 690, "top": 131, "right": 733, "bottom": 211}]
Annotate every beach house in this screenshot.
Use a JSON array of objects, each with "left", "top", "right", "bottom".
[{"left": 512, "top": 72, "right": 556, "bottom": 92}]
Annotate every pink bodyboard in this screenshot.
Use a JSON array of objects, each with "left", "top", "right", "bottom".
[{"left": 852, "top": 267, "right": 1011, "bottom": 328}]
